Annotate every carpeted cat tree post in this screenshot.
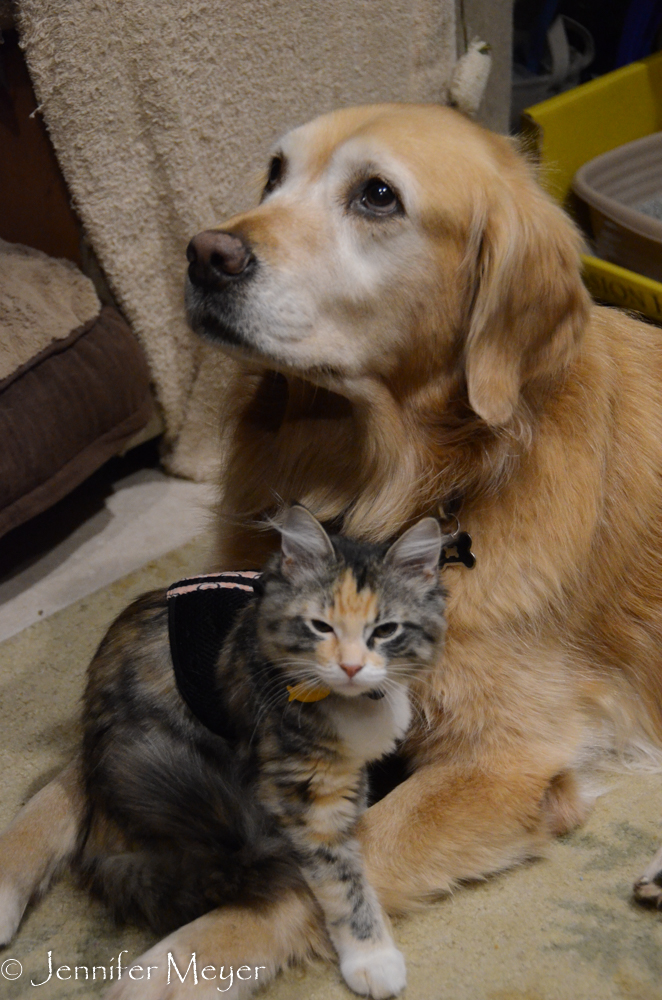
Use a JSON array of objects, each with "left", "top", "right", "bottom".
[{"left": 12, "top": 0, "right": 512, "bottom": 482}]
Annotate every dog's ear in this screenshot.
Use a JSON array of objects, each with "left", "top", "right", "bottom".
[{"left": 464, "top": 180, "right": 590, "bottom": 426}]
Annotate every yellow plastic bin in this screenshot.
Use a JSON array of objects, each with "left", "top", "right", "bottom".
[{"left": 521, "top": 51, "right": 662, "bottom": 323}]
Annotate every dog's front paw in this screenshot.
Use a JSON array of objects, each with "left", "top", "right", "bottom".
[
  {"left": 103, "top": 938, "right": 255, "bottom": 1000},
  {"left": 340, "top": 945, "right": 407, "bottom": 999},
  {"left": 0, "top": 881, "right": 25, "bottom": 946},
  {"left": 103, "top": 938, "right": 180, "bottom": 1000},
  {"left": 634, "top": 846, "right": 662, "bottom": 909},
  {"left": 634, "top": 843, "right": 662, "bottom": 910}
]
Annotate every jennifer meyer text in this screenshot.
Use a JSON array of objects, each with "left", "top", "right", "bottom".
[{"left": 1, "top": 951, "right": 266, "bottom": 991}]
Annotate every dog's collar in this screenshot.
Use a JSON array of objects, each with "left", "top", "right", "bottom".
[{"left": 438, "top": 502, "right": 476, "bottom": 569}]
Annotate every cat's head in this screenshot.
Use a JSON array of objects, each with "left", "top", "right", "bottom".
[{"left": 258, "top": 506, "right": 447, "bottom": 699}]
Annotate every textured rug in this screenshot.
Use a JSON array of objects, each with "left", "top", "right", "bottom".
[{"left": 1, "top": 538, "right": 662, "bottom": 1000}]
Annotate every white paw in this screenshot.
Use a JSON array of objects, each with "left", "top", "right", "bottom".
[
  {"left": 0, "top": 882, "right": 25, "bottom": 946},
  {"left": 340, "top": 945, "right": 407, "bottom": 999}
]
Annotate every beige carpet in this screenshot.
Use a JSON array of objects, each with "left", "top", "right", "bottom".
[{"left": 1, "top": 539, "right": 662, "bottom": 1000}]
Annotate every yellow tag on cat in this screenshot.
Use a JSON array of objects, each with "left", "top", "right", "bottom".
[{"left": 286, "top": 683, "right": 331, "bottom": 702}]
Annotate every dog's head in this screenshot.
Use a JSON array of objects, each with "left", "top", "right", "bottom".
[{"left": 186, "top": 104, "right": 589, "bottom": 427}]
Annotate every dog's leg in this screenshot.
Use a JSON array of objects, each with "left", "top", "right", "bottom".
[
  {"left": 0, "top": 759, "right": 84, "bottom": 945},
  {"left": 634, "top": 844, "right": 662, "bottom": 909},
  {"left": 358, "top": 759, "right": 559, "bottom": 911},
  {"left": 104, "top": 886, "right": 331, "bottom": 1000}
]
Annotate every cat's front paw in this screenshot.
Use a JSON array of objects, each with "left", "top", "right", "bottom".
[{"left": 340, "top": 945, "right": 407, "bottom": 999}]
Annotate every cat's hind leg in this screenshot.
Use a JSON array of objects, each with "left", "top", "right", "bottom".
[
  {"left": 634, "top": 842, "right": 662, "bottom": 908},
  {"left": 0, "top": 759, "right": 84, "bottom": 944}
]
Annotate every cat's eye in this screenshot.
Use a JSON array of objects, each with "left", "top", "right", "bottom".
[
  {"left": 371, "top": 622, "right": 399, "bottom": 640},
  {"left": 310, "top": 619, "right": 334, "bottom": 635}
]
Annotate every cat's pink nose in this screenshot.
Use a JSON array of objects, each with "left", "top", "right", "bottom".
[{"left": 340, "top": 663, "right": 363, "bottom": 678}]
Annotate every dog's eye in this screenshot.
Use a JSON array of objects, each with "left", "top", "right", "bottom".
[
  {"left": 263, "top": 155, "right": 284, "bottom": 196},
  {"left": 359, "top": 178, "right": 401, "bottom": 216}
]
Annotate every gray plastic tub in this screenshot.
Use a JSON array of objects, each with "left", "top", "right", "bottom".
[{"left": 571, "top": 131, "right": 662, "bottom": 283}]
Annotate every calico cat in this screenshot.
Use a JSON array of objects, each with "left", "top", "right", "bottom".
[{"left": 76, "top": 506, "right": 446, "bottom": 999}]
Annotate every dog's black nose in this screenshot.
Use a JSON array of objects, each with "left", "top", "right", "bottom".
[{"left": 186, "top": 230, "right": 253, "bottom": 289}]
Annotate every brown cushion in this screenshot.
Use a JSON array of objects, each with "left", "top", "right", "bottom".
[{"left": 0, "top": 305, "right": 154, "bottom": 539}]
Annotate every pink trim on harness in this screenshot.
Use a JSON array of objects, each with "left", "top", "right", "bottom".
[
  {"left": 166, "top": 571, "right": 260, "bottom": 599},
  {"left": 168, "top": 581, "right": 254, "bottom": 597},
  {"left": 175, "top": 571, "right": 261, "bottom": 579}
]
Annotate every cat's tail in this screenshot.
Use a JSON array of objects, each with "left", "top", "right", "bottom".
[{"left": 0, "top": 758, "right": 84, "bottom": 945}]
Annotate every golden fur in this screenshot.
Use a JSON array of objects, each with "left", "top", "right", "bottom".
[{"left": 3, "top": 103, "right": 662, "bottom": 998}]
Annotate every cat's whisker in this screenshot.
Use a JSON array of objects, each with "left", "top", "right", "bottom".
[
  {"left": 295, "top": 698, "right": 307, "bottom": 729},
  {"left": 403, "top": 689, "right": 435, "bottom": 731},
  {"left": 265, "top": 656, "right": 320, "bottom": 666},
  {"left": 249, "top": 678, "right": 299, "bottom": 742},
  {"left": 389, "top": 660, "right": 435, "bottom": 673},
  {"left": 267, "top": 653, "right": 319, "bottom": 663},
  {"left": 258, "top": 676, "right": 294, "bottom": 704}
]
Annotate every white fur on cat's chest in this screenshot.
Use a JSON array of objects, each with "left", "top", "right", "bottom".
[{"left": 324, "top": 685, "right": 412, "bottom": 763}]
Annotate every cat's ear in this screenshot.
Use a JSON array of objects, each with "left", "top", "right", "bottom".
[
  {"left": 279, "top": 505, "right": 335, "bottom": 579},
  {"left": 384, "top": 518, "right": 442, "bottom": 581}
]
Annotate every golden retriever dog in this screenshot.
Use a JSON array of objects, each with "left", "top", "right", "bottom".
[{"left": 2, "top": 103, "right": 662, "bottom": 998}]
